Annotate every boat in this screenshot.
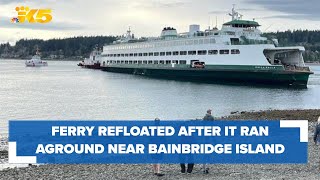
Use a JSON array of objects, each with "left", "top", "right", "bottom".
[
  {"left": 25, "top": 48, "right": 48, "bottom": 67},
  {"left": 78, "top": 48, "right": 102, "bottom": 69},
  {"left": 100, "top": 6, "right": 313, "bottom": 87}
]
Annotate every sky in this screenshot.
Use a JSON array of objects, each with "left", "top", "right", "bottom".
[{"left": 1, "top": 0, "right": 320, "bottom": 44}]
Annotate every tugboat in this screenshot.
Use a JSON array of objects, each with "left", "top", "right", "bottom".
[
  {"left": 78, "top": 48, "right": 102, "bottom": 69},
  {"left": 25, "top": 48, "right": 48, "bottom": 67}
]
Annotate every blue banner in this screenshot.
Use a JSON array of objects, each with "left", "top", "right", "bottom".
[{"left": 8, "top": 120, "right": 308, "bottom": 164}]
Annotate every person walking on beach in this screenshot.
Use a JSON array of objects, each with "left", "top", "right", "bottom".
[
  {"left": 180, "top": 163, "right": 194, "bottom": 174},
  {"left": 314, "top": 116, "right": 320, "bottom": 170},
  {"left": 314, "top": 116, "right": 320, "bottom": 145},
  {"left": 152, "top": 118, "right": 165, "bottom": 177},
  {"left": 201, "top": 109, "right": 214, "bottom": 174}
]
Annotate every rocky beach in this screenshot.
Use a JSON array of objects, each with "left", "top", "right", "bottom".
[{"left": 1, "top": 109, "right": 320, "bottom": 180}]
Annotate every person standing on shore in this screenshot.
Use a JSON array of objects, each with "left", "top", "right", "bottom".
[
  {"left": 314, "top": 116, "right": 320, "bottom": 170},
  {"left": 203, "top": 109, "right": 214, "bottom": 121},
  {"left": 152, "top": 118, "right": 165, "bottom": 177},
  {"left": 202, "top": 109, "right": 214, "bottom": 174},
  {"left": 313, "top": 116, "right": 320, "bottom": 145}
]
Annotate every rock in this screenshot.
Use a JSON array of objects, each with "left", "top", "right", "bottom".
[{"left": 231, "top": 111, "right": 239, "bottom": 115}]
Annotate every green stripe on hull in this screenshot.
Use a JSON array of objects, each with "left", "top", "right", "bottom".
[
  {"left": 103, "top": 64, "right": 284, "bottom": 72},
  {"left": 101, "top": 64, "right": 312, "bottom": 87}
]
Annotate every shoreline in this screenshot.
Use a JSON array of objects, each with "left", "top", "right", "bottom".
[
  {"left": 1, "top": 109, "right": 320, "bottom": 179},
  {"left": 223, "top": 109, "right": 320, "bottom": 121}
]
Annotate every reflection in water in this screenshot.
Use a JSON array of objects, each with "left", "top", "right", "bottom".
[{"left": 0, "top": 60, "right": 319, "bottom": 134}]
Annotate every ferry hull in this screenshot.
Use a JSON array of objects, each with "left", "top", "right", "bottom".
[
  {"left": 83, "top": 64, "right": 101, "bottom": 69},
  {"left": 101, "top": 66, "right": 312, "bottom": 87}
]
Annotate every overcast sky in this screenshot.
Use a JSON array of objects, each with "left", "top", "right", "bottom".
[{"left": 1, "top": 0, "right": 320, "bottom": 44}]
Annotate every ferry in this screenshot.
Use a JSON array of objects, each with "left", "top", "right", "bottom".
[
  {"left": 25, "top": 48, "right": 48, "bottom": 67},
  {"left": 100, "top": 6, "right": 313, "bottom": 87},
  {"left": 78, "top": 48, "right": 102, "bottom": 69}
]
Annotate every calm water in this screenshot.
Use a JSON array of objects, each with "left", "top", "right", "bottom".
[{"left": 0, "top": 60, "right": 320, "bottom": 135}]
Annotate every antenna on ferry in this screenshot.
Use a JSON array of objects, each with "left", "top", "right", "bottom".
[
  {"left": 36, "top": 46, "right": 40, "bottom": 55},
  {"left": 229, "top": 4, "right": 242, "bottom": 20},
  {"left": 215, "top": 16, "right": 218, "bottom": 28},
  {"left": 229, "top": 4, "right": 236, "bottom": 20},
  {"left": 264, "top": 24, "right": 274, "bottom": 32},
  {"left": 128, "top": 26, "right": 131, "bottom": 34}
]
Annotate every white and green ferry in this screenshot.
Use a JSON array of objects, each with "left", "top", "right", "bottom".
[{"left": 100, "top": 6, "right": 313, "bottom": 87}]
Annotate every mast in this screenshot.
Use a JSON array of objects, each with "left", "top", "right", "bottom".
[
  {"left": 229, "top": 4, "right": 242, "bottom": 21},
  {"left": 36, "top": 46, "right": 40, "bottom": 55}
]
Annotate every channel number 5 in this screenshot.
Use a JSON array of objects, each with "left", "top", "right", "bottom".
[{"left": 16, "top": 7, "right": 52, "bottom": 23}]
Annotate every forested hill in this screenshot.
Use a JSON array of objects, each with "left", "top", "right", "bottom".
[
  {"left": 1, "top": 30, "right": 320, "bottom": 62},
  {"left": 0, "top": 36, "right": 117, "bottom": 60}
]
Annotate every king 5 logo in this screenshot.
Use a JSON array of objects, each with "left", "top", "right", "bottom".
[{"left": 12, "top": 6, "right": 52, "bottom": 23}]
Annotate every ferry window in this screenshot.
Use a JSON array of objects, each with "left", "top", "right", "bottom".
[
  {"left": 129, "top": 61, "right": 133, "bottom": 64},
  {"left": 208, "top": 50, "right": 218, "bottom": 55},
  {"left": 194, "top": 40, "right": 199, "bottom": 44},
  {"left": 117, "top": 60, "right": 120, "bottom": 63},
  {"left": 198, "top": 50, "right": 207, "bottom": 55},
  {"left": 154, "top": 52, "right": 159, "bottom": 56},
  {"left": 143, "top": 60, "right": 148, "bottom": 64},
  {"left": 117, "top": 54, "right": 121, "bottom": 57},
  {"left": 134, "top": 60, "right": 137, "bottom": 64},
  {"left": 204, "top": 39, "right": 210, "bottom": 44},
  {"left": 199, "top": 39, "right": 204, "bottom": 44},
  {"left": 188, "top": 51, "right": 196, "bottom": 55},
  {"left": 220, "top": 50, "right": 230, "bottom": 54},
  {"left": 172, "top": 60, "right": 178, "bottom": 64},
  {"left": 160, "top": 52, "right": 165, "bottom": 56},
  {"left": 121, "top": 61, "right": 124, "bottom": 64},
  {"left": 113, "top": 54, "right": 116, "bottom": 57},
  {"left": 138, "top": 61, "right": 142, "bottom": 64},
  {"left": 180, "top": 51, "right": 187, "bottom": 55},
  {"left": 138, "top": 53, "right": 142, "bottom": 56},
  {"left": 210, "top": 39, "right": 216, "bottom": 43},
  {"left": 143, "top": 53, "right": 148, "bottom": 56},
  {"left": 125, "top": 54, "right": 129, "bottom": 57},
  {"left": 148, "top": 60, "right": 153, "bottom": 64},
  {"left": 231, "top": 49, "right": 240, "bottom": 54},
  {"left": 110, "top": 54, "right": 113, "bottom": 57},
  {"left": 125, "top": 61, "right": 128, "bottom": 64},
  {"left": 166, "top": 60, "right": 171, "bottom": 64},
  {"left": 149, "top": 52, "right": 154, "bottom": 56},
  {"left": 134, "top": 53, "right": 137, "bottom": 57},
  {"left": 179, "top": 60, "right": 187, "bottom": 64},
  {"left": 173, "top": 51, "right": 179, "bottom": 55},
  {"left": 154, "top": 60, "right": 159, "bottom": 64},
  {"left": 230, "top": 38, "right": 240, "bottom": 45},
  {"left": 106, "top": 60, "right": 109, "bottom": 63},
  {"left": 166, "top": 52, "right": 172, "bottom": 56},
  {"left": 121, "top": 54, "right": 124, "bottom": 57},
  {"left": 159, "top": 60, "right": 164, "bottom": 64},
  {"left": 129, "top": 53, "right": 133, "bottom": 57}
]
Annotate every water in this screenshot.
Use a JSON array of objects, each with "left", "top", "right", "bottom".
[{"left": 0, "top": 60, "right": 320, "bottom": 135}]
